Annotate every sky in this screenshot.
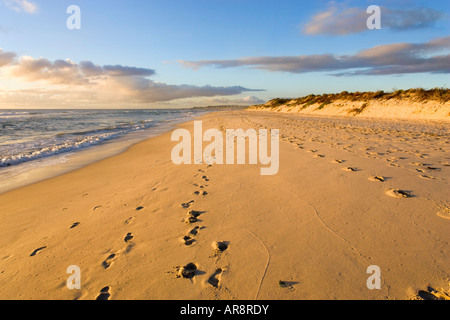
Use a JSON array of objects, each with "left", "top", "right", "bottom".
[{"left": 0, "top": 0, "right": 449, "bottom": 108}]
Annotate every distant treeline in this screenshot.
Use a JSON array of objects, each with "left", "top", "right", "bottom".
[
  {"left": 260, "top": 88, "right": 450, "bottom": 108},
  {"left": 191, "top": 105, "right": 248, "bottom": 110}
]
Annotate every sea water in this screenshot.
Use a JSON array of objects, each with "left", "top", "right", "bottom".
[{"left": 0, "top": 108, "right": 208, "bottom": 193}]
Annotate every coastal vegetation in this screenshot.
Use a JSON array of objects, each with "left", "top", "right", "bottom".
[{"left": 256, "top": 88, "right": 450, "bottom": 109}]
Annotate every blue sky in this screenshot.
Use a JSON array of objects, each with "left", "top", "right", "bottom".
[{"left": 0, "top": 0, "right": 449, "bottom": 108}]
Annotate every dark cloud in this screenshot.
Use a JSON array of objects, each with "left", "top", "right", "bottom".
[
  {"left": 302, "top": 4, "right": 446, "bottom": 36},
  {"left": 201, "top": 95, "right": 266, "bottom": 106},
  {"left": 384, "top": 8, "right": 445, "bottom": 31},
  {"left": 79, "top": 61, "right": 156, "bottom": 77},
  {"left": 334, "top": 55, "right": 450, "bottom": 76},
  {"left": 179, "top": 36, "right": 450, "bottom": 76},
  {"left": 126, "top": 79, "right": 263, "bottom": 103},
  {"left": 102, "top": 65, "right": 156, "bottom": 77}
]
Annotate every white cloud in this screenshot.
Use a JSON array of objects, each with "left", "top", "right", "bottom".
[{"left": 3, "top": 0, "right": 38, "bottom": 14}]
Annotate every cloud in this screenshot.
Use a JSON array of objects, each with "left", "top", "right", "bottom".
[
  {"left": 0, "top": 49, "right": 16, "bottom": 67},
  {"left": 179, "top": 36, "right": 450, "bottom": 76},
  {"left": 3, "top": 0, "right": 38, "bottom": 14},
  {"left": 5, "top": 57, "right": 158, "bottom": 85},
  {"left": 383, "top": 7, "right": 445, "bottom": 31},
  {"left": 303, "top": 5, "right": 368, "bottom": 35},
  {"left": 10, "top": 57, "right": 88, "bottom": 84},
  {"left": 302, "top": 3, "right": 445, "bottom": 35},
  {"left": 201, "top": 95, "right": 266, "bottom": 106},
  {"left": 241, "top": 95, "right": 266, "bottom": 104},
  {"left": 0, "top": 51, "right": 262, "bottom": 106}
]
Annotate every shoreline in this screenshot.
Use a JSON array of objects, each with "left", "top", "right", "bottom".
[
  {"left": 0, "top": 110, "right": 449, "bottom": 300},
  {"left": 0, "top": 111, "right": 212, "bottom": 195}
]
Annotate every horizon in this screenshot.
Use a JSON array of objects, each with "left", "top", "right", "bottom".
[
  {"left": 0, "top": 87, "right": 447, "bottom": 110},
  {"left": 0, "top": 0, "right": 449, "bottom": 109}
]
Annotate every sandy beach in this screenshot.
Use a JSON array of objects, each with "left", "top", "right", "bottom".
[{"left": 0, "top": 110, "right": 449, "bottom": 300}]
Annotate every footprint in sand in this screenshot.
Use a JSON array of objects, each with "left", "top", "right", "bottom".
[
  {"left": 419, "top": 174, "right": 437, "bottom": 180},
  {"left": 388, "top": 163, "right": 401, "bottom": 167},
  {"left": 343, "top": 167, "right": 358, "bottom": 172},
  {"left": 182, "top": 235, "right": 195, "bottom": 246},
  {"left": 124, "top": 233, "right": 134, "bottom": 243},
  {"left": 70, "top": 222, "right": 80, "bottom": 229},
  {"left": 124, "top": 217, "right": 134, "bottom": 225},
  {"left": 194, "top": 190, "right": 208, "bottom": 196},
  {"left": 185, "top": 216, "right": 198, "bottom": 224},
  {"left": 177, "top": 263, "right": 198, "bottom": 279},
  {"left": 333, "top": 159, "right": 345, "bottom": 164},
  {"left": 386, "top": 189, "right": 413, "bottom": 198},
  {"left": 315, "top": 154, "right": 325, "bottom": 158},
  {"left": 436, "top": 204, "right": 450, "bottom": 220},
  {"left": 188, "top": 226, "right": 200, "bottom": 236},
  {"left": 368, "top": 176, "right": 385, "bottom": 182},
  {"left": 182, "top": 226, "right": 204, "bottom": 246},
  {"left": 135, "top": 206, "right": 144, "bottom": 211},
  {"left": 410, "top": 162, "right": 427, "bottom": 167},
  {"left": 207, "top": 268, "right": 223, "bottom": 288},
  {"left": 212, "top": 241, "right": 229, "bottom": 254},
  {"left": 30, "top": 246, "right": 47, "bottom": 257},
  {"left": 96, "top": 286, "right": 111, "bottom": 300},
  {"left": 102, "top": 253, "right": 117, "bottom": 269},
  {"left": 202, "top": 176, "right": 210, "bottom": 182},
  {"left": 415, "top": 286, "right": 450, "bottom": 300},
  {"left": 123, "top": 234, "right": 135, "bottom": 253},
  {"left": 185, "top": 210, "right": 206, "bottom": 224},
  {"left": 181, "top": 200, "right": 194, "bottom": 209}
]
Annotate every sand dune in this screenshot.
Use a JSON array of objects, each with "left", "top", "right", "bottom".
[{"left": 250, "top": 90, "right": 450, "bottom": 122}]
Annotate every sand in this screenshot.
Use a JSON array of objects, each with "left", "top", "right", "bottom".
[{"left": 0, "top": 110, "right": 449, "bottom": 300}]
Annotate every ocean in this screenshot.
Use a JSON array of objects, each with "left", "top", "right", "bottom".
[{"left": 0, "top": 108, "right": 208, "bottom": 193}]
